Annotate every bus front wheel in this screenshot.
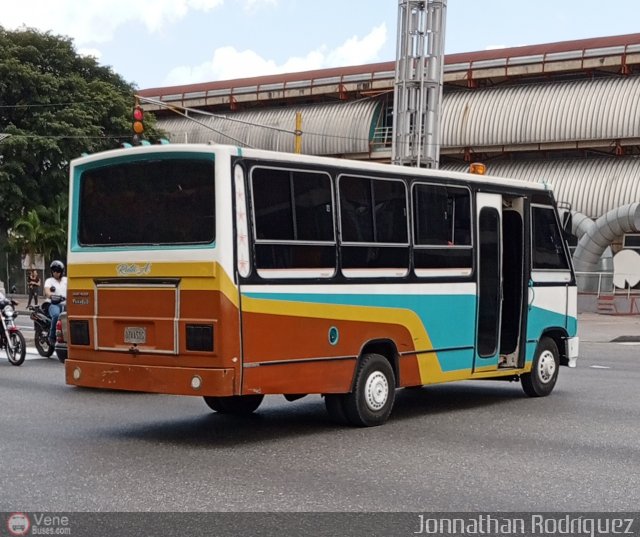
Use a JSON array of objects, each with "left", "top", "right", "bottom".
[
  {"left": 344, "top": 353, "right": 396, "bottom": 427},
  {"left": 521, "top": 337, "right": 559, "bottom": 397},
  {"left": 203, "top": 394, "right": 264, "bottom": 414}
]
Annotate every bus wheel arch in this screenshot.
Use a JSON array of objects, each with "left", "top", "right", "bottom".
[
  {"left": 540, "top": 328, "right": 570, "bottom": 367},
  {"left": 354, "top": 339, "right": 399, "bottom": 389},
  {"left": 521, "top": 336, "right": 560, "bottom": 397}
]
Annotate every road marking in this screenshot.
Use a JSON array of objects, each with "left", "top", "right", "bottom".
[
  {"left": 590, "top": 365, "right": 611, "bottom": 369},
  {"left": 611, "top": 336, "right": 640, "bottom": 343},
  {"left": 0, "top": 350, "right": 50, "bottom": 363}
]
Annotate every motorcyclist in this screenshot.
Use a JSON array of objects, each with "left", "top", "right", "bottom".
[{"left": 44, "top": 260, "right": 67, "bottom": 345}]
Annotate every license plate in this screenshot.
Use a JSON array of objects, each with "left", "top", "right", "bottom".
[{"left": 124, "top": 327, "right": 146, "bottom": 344}]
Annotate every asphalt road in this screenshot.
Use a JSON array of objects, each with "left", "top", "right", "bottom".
[{"left": 0, "top": 339, "right": 639, "bottom": 512}]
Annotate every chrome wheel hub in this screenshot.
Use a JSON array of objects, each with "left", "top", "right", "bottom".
[
  {"left": 364, "top": 371, "right": 389, "bottom": 411},
  {"left": 537, "top": 350, "right": 556, "bottom": 384}
]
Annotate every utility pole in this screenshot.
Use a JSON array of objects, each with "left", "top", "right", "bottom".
[{"left": 392, "top": 0, "right": 447, "bottom": 168}]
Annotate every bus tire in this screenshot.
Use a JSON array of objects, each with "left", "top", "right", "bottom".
[
  {"left": 203, "top": 394, "right": 264, "bottom": 415},
  {"left": 324, "top": 394, "right": 349, "bottom": 424},
  {"left": 521, "top": 337, "right": 559, "bottom": 397},
  {"left": 344, "top": 353, "right": 396, "bottom": 427}
]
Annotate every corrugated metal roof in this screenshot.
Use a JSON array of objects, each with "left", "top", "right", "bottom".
[
  {"left": 158, "top": 75, "right": 640, "bottom": 156},
  {"left": 158, "top": 99, "right": 381, "bottom": 155},
  {"left": 442, "top": 76, "right": 640, "bottom": 148},
  {"left": 442, "top": 157, "right": 640, "bottom": 218},
  {"left": 139, "top": 33, "right": 640, "bottom": 97}
]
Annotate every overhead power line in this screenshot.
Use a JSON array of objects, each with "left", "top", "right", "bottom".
[
  {"left": 0, "top": 99, "right": 108, "bottom": 109},
  {"left": 136, "top": 95, "right": 254, "bottom": 148},
  {"left": 0, "top": 133, "right": 136, "bottom": 141}
]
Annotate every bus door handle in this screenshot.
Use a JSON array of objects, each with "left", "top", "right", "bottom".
[{"left": 528, "top": 280, "right": 535, "bottom": 310}]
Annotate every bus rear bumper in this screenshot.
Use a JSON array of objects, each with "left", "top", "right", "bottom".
[{"left": 65, "top": 360, "right": 236, "bottom": 396}]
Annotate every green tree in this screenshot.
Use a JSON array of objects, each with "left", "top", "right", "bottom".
[
  {"left": 0, "top": 26, "right": 160, "bottom": 237},
  {"left": 8, "top": 199, "right": 67, "bottom": 264}
]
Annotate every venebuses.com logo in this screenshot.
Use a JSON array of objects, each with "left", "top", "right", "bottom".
[
  {"left": 4, "top": 513, "right": 72, "bottom": 536},
  {"left": 6, "top": 513, "right": 30, "bottom": 536}
]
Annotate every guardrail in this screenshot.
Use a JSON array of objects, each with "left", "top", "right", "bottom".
[
  {"left": 575, "top": 271, "right": 639, "bottom": 298},
  {"left": 371, "top": 126, "right": 392, "bottom": 150}
]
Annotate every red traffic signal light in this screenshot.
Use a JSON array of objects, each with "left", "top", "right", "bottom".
[{"left": 132, "top": 105, "right": 144, "bottom": 135}]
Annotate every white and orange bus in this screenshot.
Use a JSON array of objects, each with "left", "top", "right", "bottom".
[{"left": 64, "top": 144, "right": 578, "bottom": 426}]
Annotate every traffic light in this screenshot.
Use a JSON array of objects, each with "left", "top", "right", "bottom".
[{"left": 132, "top": 104, "right": 145, "bottom": 145}]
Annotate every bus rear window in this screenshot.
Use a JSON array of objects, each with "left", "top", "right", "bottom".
[{"left": 78, "top": 158, "right": 215, "bottom": 246}]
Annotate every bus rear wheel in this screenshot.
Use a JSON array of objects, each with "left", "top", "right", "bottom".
[
  {"left": 203, "top": 394, "right": 264, "bottom": 414},
  {"left": 521, "top": 337, "right": 559, "bottom": 397},
  {"left": 344, "top": 353, "right": 396, "bottom": 427}
]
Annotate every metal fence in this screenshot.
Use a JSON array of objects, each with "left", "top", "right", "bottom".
[{"left": 575, "top": 271, "right": 640, "bottom": 298}]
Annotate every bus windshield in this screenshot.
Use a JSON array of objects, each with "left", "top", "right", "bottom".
[{"left": 78, "top": 158, "right": 215, "bottom": 246}]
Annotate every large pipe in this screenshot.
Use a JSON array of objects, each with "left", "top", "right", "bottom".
[
  {"left": 573, "top": 203, "right": 640, "bottom": 272},
  {"left": 569, "top": 210, "right": 596, "bottom": 241}
]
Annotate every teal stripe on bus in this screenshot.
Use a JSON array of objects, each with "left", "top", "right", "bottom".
[{"left": 243, "top": 292, "right": 478, "bottom": 371}]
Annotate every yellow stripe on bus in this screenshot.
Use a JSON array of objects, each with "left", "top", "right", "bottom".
[
  {"left": 65, "top": 263, "right": 524, "bottom": 384},
  {"left": 241, "top": 295, "right": 454, "bottom": 383},
  {"left": 67, "top": 261, "right": 217, "bottom": 278},
  {"left": 240, "top": 297, "right": 524, "bottom": 383},
  {"left": 67, "top": 262, "right": 240, "bottom": 308}
]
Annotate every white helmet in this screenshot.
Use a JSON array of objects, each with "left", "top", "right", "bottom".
[{"left": 50, "top": 260, "right": 65, "bottom": 274}]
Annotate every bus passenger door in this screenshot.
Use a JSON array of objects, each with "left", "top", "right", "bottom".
[{"left": 474, "top": 193, "right": 502, "bottom": 372}]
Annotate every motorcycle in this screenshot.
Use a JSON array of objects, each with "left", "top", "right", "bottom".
[
  {"left": 0, "top": 293, "right": 26, "bottom": 366},
  {"left": 29, "top": 287, "right": 65, "bottom": 359},
  {"left": 29, "top": 303, "right": 55, "bottom": 358}
]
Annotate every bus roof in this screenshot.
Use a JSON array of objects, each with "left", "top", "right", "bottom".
[{"left": 71, "top": 143, "right": 551, "bottom": 193}]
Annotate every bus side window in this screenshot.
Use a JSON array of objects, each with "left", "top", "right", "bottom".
[
  {"left": 338, "top": 175, "right": 409, "bottom": 274},
  {"left": 339, "top": 176, "right": 374, "bottom": 242},
  {"left": 413, "top": 183, "right": 473, "bottom": 274},
  {"left": 531, "top": 205, "right": 570, "bottom": 270},
  {"left": 251, "top": 166, "right": 336, "bottom": 275}
]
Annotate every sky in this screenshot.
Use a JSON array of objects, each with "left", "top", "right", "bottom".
[{"left": 2, "top": 0, "right": 640, "bottom": 90}]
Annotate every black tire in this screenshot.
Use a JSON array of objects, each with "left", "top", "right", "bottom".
[
  {"left": 34, "top": 330, "right": 55, "bottom": 358},
  {"left": 324, "top": 394, "right": 349, "bottom": 425},
  {"left": 6, "top": 331, "right": 26, "bottom": 366},
  {"left": 521, "top": 337, "right": 559, "bottom": 397},
  {"left": 344, "top": 353, "right": 396, "bottom": 427},
  {"left": 203, "top": 394, "right": 264, "bottom": 415},
  {"left": 56, "top": 348, "right": 68, "bottom": 363}
]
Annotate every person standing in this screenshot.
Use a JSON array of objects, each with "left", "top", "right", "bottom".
[
  {"left": 27, "top": 269, "right": 41, "bottom": 307},
  {"left": 44, "top": 260, "right": 67, "bottom": 345}
]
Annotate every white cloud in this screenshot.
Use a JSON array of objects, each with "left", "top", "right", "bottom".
[
  {"left": 163, "top": 23, "right": 388, "bottom": 86},
  {"left": 326, "top": 23, "right": 387, "bottom": 66},
  {"left": 1, "top": 0, "right": 225, "bottom": 44}
]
